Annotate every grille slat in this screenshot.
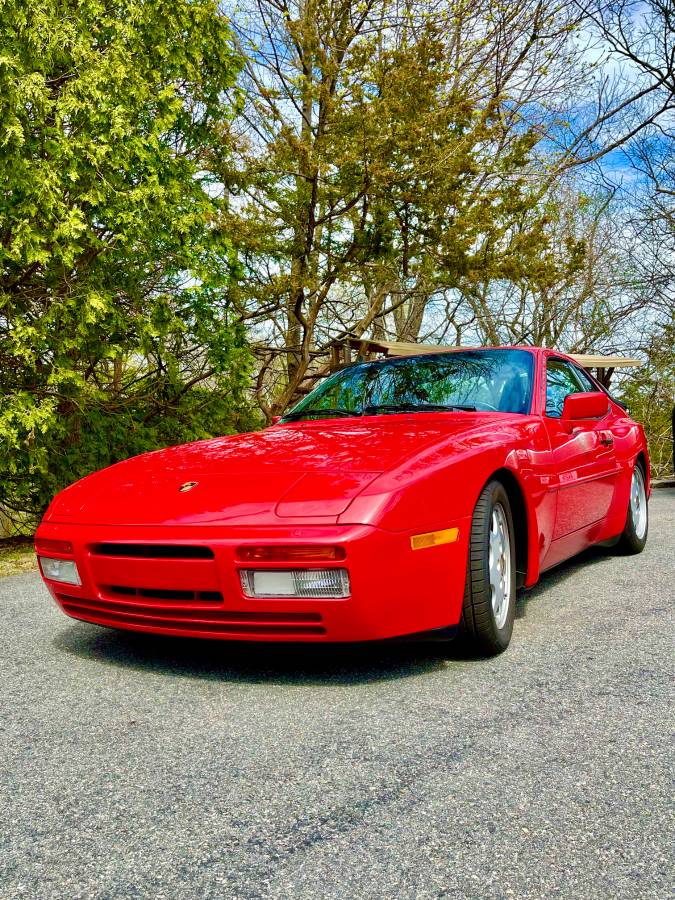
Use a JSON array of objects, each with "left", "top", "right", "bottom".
[{"left": 106, "top": 585, "right": 222, "bottom": 603}]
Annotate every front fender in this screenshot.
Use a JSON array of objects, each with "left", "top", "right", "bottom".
[{"left": 339, "top": 418, "right": 551, "bottom": 587}]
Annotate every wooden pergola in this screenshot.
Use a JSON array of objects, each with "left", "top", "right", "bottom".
[{"left": 329, "top": 338, "right": 643, "bottom": 388}]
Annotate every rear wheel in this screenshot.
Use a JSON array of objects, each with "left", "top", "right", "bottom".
[
  {"left": 459, "top": 480, "right": 516, "bottom": 655},
  {"left": 617, "top": 463, "right": 648, "bottom": 554}
]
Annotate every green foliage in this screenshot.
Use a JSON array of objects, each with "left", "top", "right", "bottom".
[
  {"left": 0, "top": 0, "right": 254, "bottom": 531},
  {"left": 226, "top": 1, "right": 594, "bottom": 415},
  {"left": 621, "top": 324, "right": 675, "bottom": 479}
]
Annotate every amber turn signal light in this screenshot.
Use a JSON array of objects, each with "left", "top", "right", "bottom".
[
  {"left": 236, "top": 545, "right": 346, "bottom": 562},
  {"left": 410, "top": 528, "right": 460, "bottom": 550}
]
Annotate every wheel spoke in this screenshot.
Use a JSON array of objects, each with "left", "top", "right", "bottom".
[
  {"left": 488, "top": 502, "right": 512, "bottom": 630},
  {"left": 630, "top": 467, "right": 648, "bottom": 540}
]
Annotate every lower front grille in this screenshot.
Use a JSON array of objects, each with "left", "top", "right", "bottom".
[
  {"left": 56, "top": 593, "right": 326, "bottom": 637},
  {"left": 106, "top": 585, "right": 223, "bottom": 603},
  {"left": 91, "top": 543, "right": 215, "bottom": 559}
]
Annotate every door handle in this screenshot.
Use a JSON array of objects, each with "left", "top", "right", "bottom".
[{"left": 599, "top": 432, "right": 614, "bottom": 447}]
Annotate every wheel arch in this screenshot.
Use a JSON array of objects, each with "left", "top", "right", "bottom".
[
  {"left": 485, "top": 467, "right": 534, "bottom": 590},
  {"left": 635, "top": 450, "right": 648, "bottom": 478}
]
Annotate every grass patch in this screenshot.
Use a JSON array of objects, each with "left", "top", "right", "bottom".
[{"left": 0, "top": 538, "right": 36, "bottom": 577}]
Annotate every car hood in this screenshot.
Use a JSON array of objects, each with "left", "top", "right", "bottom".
[{"left": 44, "top": 414, "right": 490, "bottom": 526}]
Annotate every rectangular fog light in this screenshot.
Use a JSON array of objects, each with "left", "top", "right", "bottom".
[
  {"left": 38, "top": 556, "right": 81, "bottom": 586},
  {"left": 240, "top": 568, "right": 350, "bottom": 599}
]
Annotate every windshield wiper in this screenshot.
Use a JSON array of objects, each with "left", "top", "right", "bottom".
[
  {"left": 362, "top": 402, "right": 476, "bottom": 415},
  {"left": 282, "top": 407, "right": 360, "bottom": 421}
]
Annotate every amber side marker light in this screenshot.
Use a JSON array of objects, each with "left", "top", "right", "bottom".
[
  {"left": 410, "top": 528, "right": 460, "bottom": 551},
  {"left": 237, "top": 545, "right": 346, "bottom": 562}
]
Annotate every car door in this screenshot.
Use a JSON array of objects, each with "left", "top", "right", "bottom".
[{"left": 543, "top": 357, "right": 619, "bottom": 540}]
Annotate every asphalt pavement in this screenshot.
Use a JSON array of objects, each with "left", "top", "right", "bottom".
[{"left": 1, "top": 490, "right": 673, "bottom": 899}]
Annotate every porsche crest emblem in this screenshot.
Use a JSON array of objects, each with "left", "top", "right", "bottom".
[{"left": 179, "top": 481, "right": 199, "bottom": 493}]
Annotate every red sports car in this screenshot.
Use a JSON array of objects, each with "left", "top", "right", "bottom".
[{"left": 36, "top": 347, "right": 649, "bottom": 655}]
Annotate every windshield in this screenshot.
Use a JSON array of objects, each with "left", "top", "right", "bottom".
[{"left": 283, "top": 349, "right": 535, "bottom": 421}]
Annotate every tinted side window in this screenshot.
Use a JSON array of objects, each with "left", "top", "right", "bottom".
[
  {"left": 571, "top": 364, "right": 597, "bottom": 392},
  {"left": 546, "top": 359, "right": 584, "bottom": 418}
]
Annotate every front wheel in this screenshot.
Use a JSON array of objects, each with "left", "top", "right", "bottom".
[
  {"left": 617, "top": 463, "right": 648, "bottom": 554},
  {"left": 459, "top": 480, "right": 517, "bottom": 655}
]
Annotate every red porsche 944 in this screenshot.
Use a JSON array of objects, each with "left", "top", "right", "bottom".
[{"left": 36, "top": 347, "right": 649, "bottom": 655}]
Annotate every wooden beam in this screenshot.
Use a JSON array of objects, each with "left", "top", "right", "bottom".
[{"left": 330, "top": 338, "right": 644, "bottom": 372}]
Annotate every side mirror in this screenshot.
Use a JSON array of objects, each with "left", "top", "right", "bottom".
[
  {"left": 270, "top": 415, "right": 282, "bottom": 425},
  {"left": 562, "top": 391, "right": 608, "bottom": 421}
]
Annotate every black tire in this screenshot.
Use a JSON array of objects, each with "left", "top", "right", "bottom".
[
  {"left": 616, "top": 462, "right": 648, "bottom": 555},
  {"left": 459, "top": 479, "right": 517, "bottom": 655}
]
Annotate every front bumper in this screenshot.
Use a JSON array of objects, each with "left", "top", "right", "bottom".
[{"left": 36, "top": 520, "right": 469, "bottom": 642}]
